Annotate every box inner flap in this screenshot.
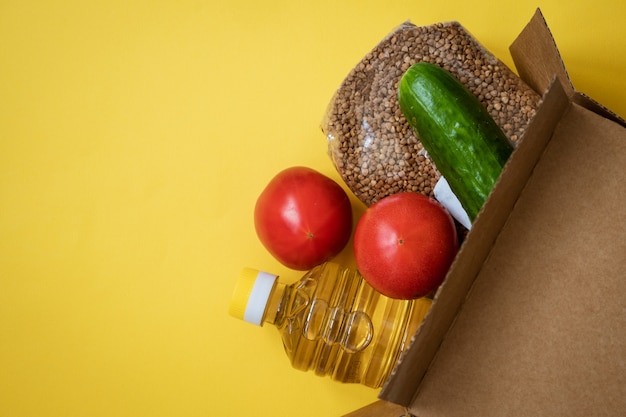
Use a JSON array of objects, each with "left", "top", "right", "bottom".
[
  {"left": 510, "top": 9, "right": 573, "bottom": 97},
  {"left": 511, "top": 8, "right": 626, "bottom": 126},
  {"left": 406, "top": 95, "right": 626, "bottom": 417}
]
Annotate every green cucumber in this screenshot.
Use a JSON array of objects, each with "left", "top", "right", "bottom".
[{"left": 398, "top": 62, "right": 513, "bottom": 222}]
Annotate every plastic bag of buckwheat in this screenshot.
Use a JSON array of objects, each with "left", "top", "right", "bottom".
[{"left": 321, "top": 21, "right": 541, "bottom": 208}]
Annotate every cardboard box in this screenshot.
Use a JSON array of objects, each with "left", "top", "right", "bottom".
[{"left": 346, "top": 9, "right": 626, "bottom": 417}]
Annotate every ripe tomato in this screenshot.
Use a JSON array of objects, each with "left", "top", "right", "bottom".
[
  {"left": 354, "top": 192, "right": 458, "bottom": 299},
  {"left": 254, "top": 166, "right": 353, "bottom": 270}
]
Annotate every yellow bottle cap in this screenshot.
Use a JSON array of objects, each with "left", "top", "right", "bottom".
[{"left": 229, "top": 268, "right": 278, "bottom": 326}]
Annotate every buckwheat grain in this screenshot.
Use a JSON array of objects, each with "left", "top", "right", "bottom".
[{"left": 322, "top": 21, "right": 541, "bottom": 207}]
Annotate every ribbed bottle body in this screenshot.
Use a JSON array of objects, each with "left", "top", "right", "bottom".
[{"left": 273, "top": 263, "right": 430, "bottom": 388}]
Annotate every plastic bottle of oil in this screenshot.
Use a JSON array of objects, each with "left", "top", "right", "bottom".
[{"left": 228, "top": 262, "right": 431, "bottom": 388}]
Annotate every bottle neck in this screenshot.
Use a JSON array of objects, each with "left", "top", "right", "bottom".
[{"left": 262, "top": 281, "right": 287, "bottom": 326}]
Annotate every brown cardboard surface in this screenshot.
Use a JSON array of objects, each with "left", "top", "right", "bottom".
[
  {"left": 348, "top": 8, "right": 626, "bottom": 417},
  {"left": 405, "top": 95, "right": 626, "bottom": 417}
]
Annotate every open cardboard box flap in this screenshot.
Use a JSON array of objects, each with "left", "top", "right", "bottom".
[{"left": 346, "top": 9, "right": 626, "bottom": 417}]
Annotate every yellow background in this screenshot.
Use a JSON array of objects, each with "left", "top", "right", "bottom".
[{"left": 1, "top": 1, "right": 624, "bottom": 416}]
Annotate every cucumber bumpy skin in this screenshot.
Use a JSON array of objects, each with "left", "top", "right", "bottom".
[{"left": 398, "top": 62, "right": 513, "bottom": 222}]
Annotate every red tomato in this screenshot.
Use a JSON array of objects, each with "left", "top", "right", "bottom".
[
  {"left": 354, "top": 192, "right": 458, "bottom": 299},
  {"left": 254, "top": 166, "right": 353, "bottom": 270}
]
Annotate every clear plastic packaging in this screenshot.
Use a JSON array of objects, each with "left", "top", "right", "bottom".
[
  {"left": 229, "top": 262, "right": 432, "bottom": 388},
  {"left": 322, "top": 21, "right": 541, "bottom": 207}
]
